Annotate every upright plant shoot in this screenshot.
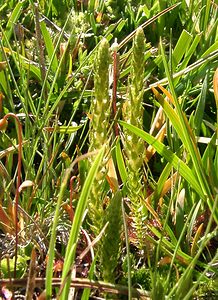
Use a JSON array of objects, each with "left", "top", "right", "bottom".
[
  {"left": 122, "top": 27, "right": 146, "bottom": 249},
  {"left": 88, "top": 38, "right": 111, "bottom": 235}
]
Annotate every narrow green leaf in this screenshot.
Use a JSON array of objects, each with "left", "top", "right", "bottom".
[
  {"left": 0, "top": 68, "right": 8, "bottom": 97},
  {"left": 148, "top": 225, "right": 192, "bottom": 264},
  {"left": 152, "top": 162, "right": 173, "bottom": 209},
  {"left": 88, "top": 0, "right": 95, "bottom": 12},
  {"left": 179, "top": 33, "right": 202, "bottom": 71},
  {"left": 202, "top": 133, "right": 218, "bottom": 192},
  {"left": 117, "top": 19, "right": 127, "bottom": 32},
  {"left": 115, "top": 139, "right": 127, "bottom": 183},
  {"left": 186, "top": 200, "right": 202, "bottom": 245},
  {"left": 172, "top": 30, "right": 192, "bottom": 72},
  {"left": 202, "top": 0, "right": 211, "bottom": 33},
  {"left": 81, "top": 258, "right": 96, "bottom": 300},
  {"left": 202, "top": 40, "right": 218, "bottom": 57},
  {"left": 46, "top": 148, "right": 104, "bottom": 298},
  {"left": 60, "top": 146, "right": 105, "bottom": 299},
  {"left": 22, "top": 62, "right": 42, "bottom": 80},
  {"left": 4, "top": 2, "right": 24, "bottom": 41},
  {"left": 44, "top": 124, "right": 83, "bottom": 134},
  {"left": 152, "top": 87, "right": 186, "bottom": 146},
  {"left": 174, "top": 33, "right": 202, "bottom": 86},
  {"left": 119, "top": 121, "right": 204, "bottom": 198},
  {"left": 193, "top": 73, "right": 208, "bottom": 136},
  {"left": 45, "top": 165, "right": 71, "bottom": 298},
  {"left": 160, "top": 40, "right": 216, "bottom": 221},
  {"left": 40, "top": 21, "right": 58, "bottom": 73},
  {"left": 165, "top": 224, "right": 179, "bottom": 248}
]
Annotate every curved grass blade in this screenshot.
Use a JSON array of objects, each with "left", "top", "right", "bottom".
[
  {"left": 45, "top": 149, "right": 104, "bottom": 298},
  {"left": 171, "top": 30, "right": 192, "bottom": 72},
  {"left": 4, "top": 2, "right": 24, "bottom": 41},
  {"left": 60, "top": 146, "right": 105, "bottom": 299},
  {"left": 40, "top": 20, "right": 58, "bottom": 73},
  {"left": 151, "top": 162, "right": 174, "bottom": 209},
  {"left": 193, "top": 73, "right": 208, "bottom": 136},
  {"left": 115, "top": 138, "right": 127, "bottom": 183},
  {"left": 159, "top": 40, "right": 216, "bottom": 221},
  {"left": 43, "top": 124, "right": 83, "bottom": 134},
  {"left": 119, "top": 121, "right": 203, "bottom": 198},
  {"left": 146, "top": 49, "right": 218, "bottom": 91}
]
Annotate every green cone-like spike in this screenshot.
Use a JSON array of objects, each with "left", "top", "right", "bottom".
[
  {"left": 122, "top": 27, "right": 147, "bottom": 249},
  {"left": 88, "top": 39, "right": 111, "bottom": 236},
  {"left": 101, "top": 191, "right": 122, "bottom": 283},
  {"left": 89, "top": 38, "right": 111, "bottom": 152}
]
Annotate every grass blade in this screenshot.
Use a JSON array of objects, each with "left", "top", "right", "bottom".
[
  {"left": 172, "top": 30, "right": 192, "bottom": 72},
  {"left": 159, "top": 40, "right": 217, "bottom": 221},
  {"left": 115, "top": 138, "right": 127, "bottom": 183},
  {"left": 4, "top": 2, "right": 23, "bottom": 41},
  {"left": 40, "top": 20, "right": 58, "bottom": 73},
  {"left": 119, "top": 120, "right": 204, "bottom": 198},
  {"left": 60, "top": 146, "right": 105, "bottom": 299},
  {"left": 45, "top": 150, "right": 104, "bottom": 298}
]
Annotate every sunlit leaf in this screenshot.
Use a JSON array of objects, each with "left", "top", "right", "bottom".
[{"left": 120, "top": 120, "right": 204, "bottom": 198}]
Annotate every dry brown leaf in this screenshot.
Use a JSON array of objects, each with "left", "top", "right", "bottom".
[
  {"left": 106, "top": 157, "right": 119, "bottom": 192},
  {"left": 18, "top": 180, "right": 35, "bottom": 193}
]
